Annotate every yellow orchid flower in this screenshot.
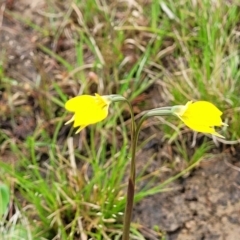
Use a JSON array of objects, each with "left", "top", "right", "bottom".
[
  {"left": 172, "top": 101, "right": 227, "bottom": 138},
  {"left": 65, "top": 94, "right": 111, "bottom": 133}
]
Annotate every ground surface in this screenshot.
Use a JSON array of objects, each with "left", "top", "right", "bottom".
[
  {"left": 1, "top": 1, "right": 240, "bottom": 240},
  {"left": 134, "top": 150, "right": 240, "bottom": 240}
]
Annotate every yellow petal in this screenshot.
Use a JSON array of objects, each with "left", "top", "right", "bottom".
[
  {"left": 95, "top": 93, "right": 111, "bottom": 108},
  {"left": 172, "top": 100, "right": 227, "bottom": 138},
  {"left": 65, "top": 95, "right": 97, "bottom": 112},
  {"left": 182, "top": 101, "right": 222, "bottom": 121},
  {"left": 75, "top": 125, "right": 87, "bottom": 134},
  {"left": 73, "top": 104, "right": 109, "bottom": 126},
  {"left": 182, "top": 120, "right": 225, "bottom": 138},
  {"left": 182, "top": 114, "right": 224, "bottom": 127},
  {"left": 65, "top": 115, "right": 75, "bottom": 125},
  {"left": 181, "top": 101, "right": 223, "bottom": 125},
  {"left": 211, "top": 132, "right": 225, "bottom": 138},
  {"left": 185, "top": 101, "right": 222, "bottom": 116},
  {"left": 64, "top": 94, "right": 111, "bottom": 131}
]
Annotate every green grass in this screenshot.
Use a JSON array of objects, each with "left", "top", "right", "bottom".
[{"left": 0, "top": 0, "right": 239, "bottom": 239}]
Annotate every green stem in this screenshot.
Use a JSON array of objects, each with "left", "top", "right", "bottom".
[
  {"left": 122, "top": 117, "right": 143, "bottom": 240},
  {"left": 108, "top": 94, "right": 136, "bottom": 146},
  {"left": 122, "top": 109, "right": 172, "bottom": 240},
  {"left": 107, "top": 95, "right": 136, "bottom": 239}
]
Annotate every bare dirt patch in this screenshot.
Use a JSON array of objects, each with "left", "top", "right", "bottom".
[{"left": 134, "top": 153, "right": 240, "bottom": 240}]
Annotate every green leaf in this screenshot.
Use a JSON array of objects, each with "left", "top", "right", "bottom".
[
  {"left": 8, "top": 226, "right": 30, "bottom": 240},
  {"left": 0, "top": 184, "right": 10, "bottom": 217}
]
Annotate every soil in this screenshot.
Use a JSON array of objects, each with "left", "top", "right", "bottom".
[
  {"left": 1, "top": 1, "right": 240, "bottom": 240},
  {"left": 134, "top": 152, "right": 240, "bottom": 240}
]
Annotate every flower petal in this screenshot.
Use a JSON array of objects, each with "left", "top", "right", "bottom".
[
  {"left": 75, "top": 125, "right": 87, "bottom": 134},
  {"left": 182, "top": 120, "right": 225, "bottom": 138},
  {"left": 73, "top": 104, "right": 109, "bottom": 126},
  {"left": 182, "top": 101, "right": 223, "bottom": 121},
  {"left": 64, "top": 94, "right": 111, "bottom": 133},
  {"left": 187, "top": 101, "right": 222, "bottom": 115},
  {"left": 65, "top": 114, "right": 75, "bottom": 125},
  {"left": 182, "top": 114, "right": 224, "bottom": 127},
  {"left": 65, "top": 95, "right": 97, "bottom": 112},
  {"left": 172, "top": 100, "right": 226, "bottom": 138}
]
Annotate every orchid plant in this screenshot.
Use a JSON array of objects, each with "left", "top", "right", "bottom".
[{"left": 64, "top": 93, "right": 227, "bottom": 240}]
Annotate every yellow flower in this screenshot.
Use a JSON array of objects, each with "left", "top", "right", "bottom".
[
  {"left": 65, "top": 94, "right": 111, "bottom": 133},
  {"left": 172, "top": 101, "right": 227, "bottom": 138}
]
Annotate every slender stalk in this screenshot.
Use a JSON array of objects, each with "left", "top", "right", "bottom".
[
  {"left": 107, "top": 94, "right": 137, "bottom": 240},
  {"left": 122, "top": 109, "right": 172, "bottom": 240},
  {"left": 109, "top": 95, "right": 175, "bottom": 239},
  {"left": 122, "top": 117, "right": 144, "bottom": 240}
]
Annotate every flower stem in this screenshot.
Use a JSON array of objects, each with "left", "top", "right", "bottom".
[
  {"left": 122, "top": 108, "right": 172, "bottom": 240},
  {"left": 107, "top": 94, "right": 137, "bottom": 240},
  {"left": 122, "top": 116, "right": 144, "bottom": 240}
]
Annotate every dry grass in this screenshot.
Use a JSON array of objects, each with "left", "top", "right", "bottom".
[{"left": 0, "top": 0, "right": 239, "bottom": 239}]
